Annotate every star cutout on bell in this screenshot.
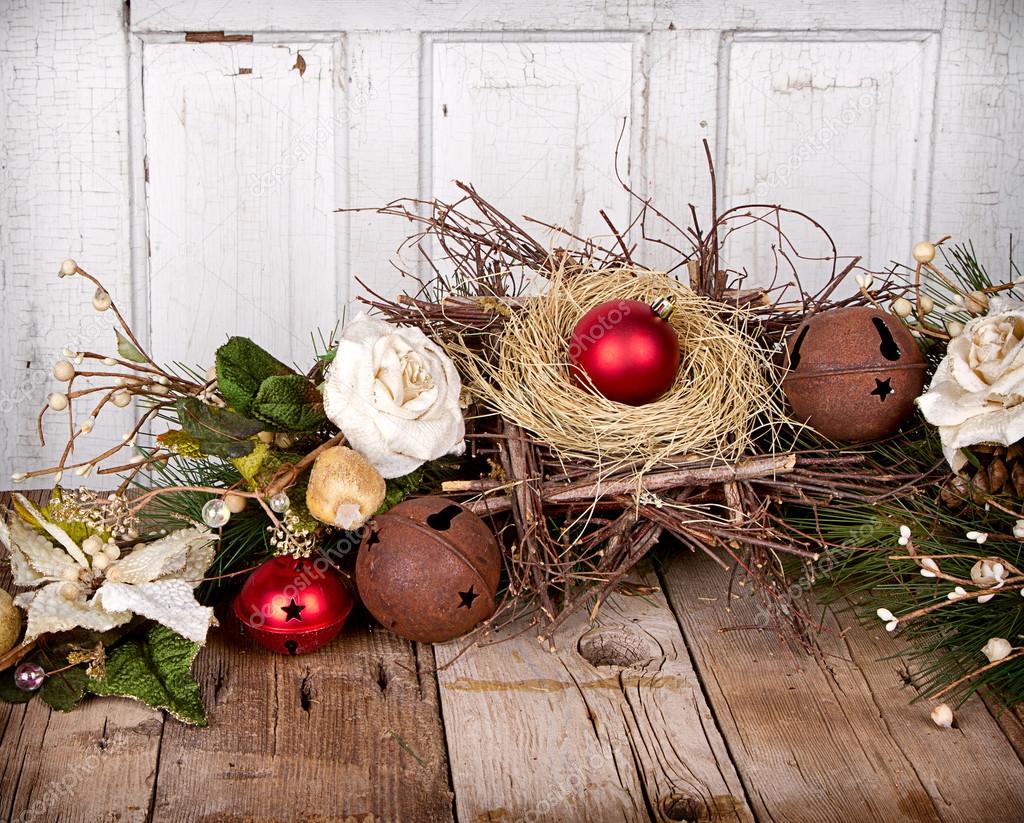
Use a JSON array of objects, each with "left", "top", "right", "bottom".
[
  {"left": 870, "top": 377, "right": 894, "bottom": 402},
  {"left": 457, "top": 585, "right": 479, "bottom": 609},
  {"left": 281, "top": 597, "right": 306, "bottom": 622}
]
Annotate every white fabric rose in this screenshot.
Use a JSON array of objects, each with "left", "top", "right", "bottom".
[
  {"left": 917, "top": 296, "right": 1024, "bottom": 471},
  {"left": 323, "top": 313, "right": 465, "bottom": 478}
]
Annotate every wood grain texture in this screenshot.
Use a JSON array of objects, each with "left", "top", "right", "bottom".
[
  {"left": 129, "top": 0, "right": 947, "bottom": 34},
  {"left": 150, "top": 610, "right": 455, "bottom": 822},
  {"left": 637, "top": 29, "right": 719, "bottom": 274},
  {"left": 0, "top": 491, "right": 164, "bottom": 823},
  {"left": 435, "top": 565, "right": 752, "bottom": 823},
  {"left": 0, "top": 0, "right": 135, "bottom": 486},
  {"left": 345, "top": 31, "right": 423, "bottom": 308},
  {"left": 144, "top": 40, "right": 341, "bottom": 367},
  {"left": 660, "top": 550, "right": 1024, "bottom": 823}
]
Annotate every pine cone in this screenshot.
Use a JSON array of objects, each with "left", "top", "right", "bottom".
[{"left": 940, "top": 443, "right": 1024, "bottom": 508}]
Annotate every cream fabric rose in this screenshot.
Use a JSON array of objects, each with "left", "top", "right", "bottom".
[
  {"left": 323, "top": 313, "right": 465, "bottom": 478},
  {"left": 917, "top": 296, "right": 1024, "bottom": 471}
]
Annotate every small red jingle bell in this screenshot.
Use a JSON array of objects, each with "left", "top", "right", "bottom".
[
  {"left": 233, "top": 556, "right": 353, "bottom": 655},
  {"left": 568, "top": 296, "right": 681, "bottom": 405}
]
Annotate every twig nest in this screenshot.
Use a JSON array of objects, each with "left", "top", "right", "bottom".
[
  {"left": 306, "top": 445, "right": 386, "bottom": 530},
  {"left": 446, "top": 265, "right": 783, "bottom": 467},
  {"left": 0, "top": 590, "right": 22, "bottom": 655}
]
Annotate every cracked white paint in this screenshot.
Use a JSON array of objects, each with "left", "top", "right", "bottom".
[
  {"left": 0, "top": 0, "right": 135, "bottom": 488},
  {"left": 144, "top": 41, "right": 340, "bottom": 367},
  {"left": 431, "top": 40, "right": 634, "bottom": 244},
  {"left": 3, "top": 0, "right": 1023, "bottom": 486}
]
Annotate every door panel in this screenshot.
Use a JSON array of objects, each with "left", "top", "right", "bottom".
[
  {"left": 430, "top": 38, "right": 636, "bottom": 241},
  {"left": 722, "top": 34, "right": 937, "bottom": 293},
  {"left": 144, "top": 40, "right": 341, "bottom": 365}
]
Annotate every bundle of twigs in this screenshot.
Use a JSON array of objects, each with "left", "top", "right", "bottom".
[{"left": 350, "top": 145, "right": 923, "bottom": 647}]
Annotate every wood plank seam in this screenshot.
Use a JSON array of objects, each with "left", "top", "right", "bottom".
[{"left": 654, "top": 560, "right": 758, "bottom": 817}]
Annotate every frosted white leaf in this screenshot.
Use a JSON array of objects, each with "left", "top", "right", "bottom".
[
  {"left": 107, "top": 526, "right": 215, "bottom": 585},
  {"left": 96, "top": 579, "right": 214, "bottom": 643},
  {"left": 96, "top": 580, "right": 214, "bottom": 643},
  {"left": 0, "top": 515, "right": 79, "bottom": 585},
  {"left": 22, "top": 581, "right": 131, "bottom": 642},
  {"left": 12, "top": 494, "right": 88, "bottom": 567}
]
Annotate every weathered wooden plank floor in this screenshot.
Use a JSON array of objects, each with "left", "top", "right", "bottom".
[{"left": 2, "top": 490, "right": 1023, "bottom": 823}]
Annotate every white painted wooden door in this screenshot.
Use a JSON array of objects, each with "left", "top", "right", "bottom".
[{"left": 2, "top": 0, "right": 1022, "bottom": 480}]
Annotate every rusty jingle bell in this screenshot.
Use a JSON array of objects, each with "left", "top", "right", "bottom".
[
  {"left": 356, "top": 496, "right": 501, "bottom": 643},
  {"left": 781, "top": 306, "right": 927, "bottom": 442}
]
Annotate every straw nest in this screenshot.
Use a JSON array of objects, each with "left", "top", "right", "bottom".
[{"left": 447, "top": 266, "right": 786, "bottom": 470}]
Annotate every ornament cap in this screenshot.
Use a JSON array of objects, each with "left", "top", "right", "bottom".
[{"left": 651, "top": 296, "right": 675, "bottom": 321}]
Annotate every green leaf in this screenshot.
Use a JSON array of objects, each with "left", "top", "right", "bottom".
[
  {"left": 115, "top": 329, "right": 148, "bottom": 363},
  {"left": 175, "top": 397, "right": 263, "bottom": 459},
  {"left": 231, "top": 441, "right": 271, "bottom": 486},
  {"left": 40, "top": 666, "right": 88, "bottom": 711},
  {"left": 88, "top": 625, "right": 207, "bottom": 726},
  {"left": 215, "top": 336, "right": 294, "bottom": 417},
  {"left": 378, "top": 468, "right": 428, "bottom": 515},
  {"left": 250, "top": 374, "right": 326, "bottom": 432}
]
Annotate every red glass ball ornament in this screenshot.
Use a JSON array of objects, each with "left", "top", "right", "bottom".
[
  {"left": 567, "top": 297, "right": 681, "bottom": 405},
  {"left": 233, "top": 556, "right": 353, "bottom": 655}
]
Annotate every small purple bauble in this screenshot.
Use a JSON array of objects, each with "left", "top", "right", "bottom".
[{"left": 14, "top": 662, "right": 46, "bottom": 691}]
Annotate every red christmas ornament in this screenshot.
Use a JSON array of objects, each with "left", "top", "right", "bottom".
[
  {"left": 233, "top": 556, "right": 353, "bottom": 655},
  {"left": 568, "top": 297, "right": 681, "bottom": 405}
]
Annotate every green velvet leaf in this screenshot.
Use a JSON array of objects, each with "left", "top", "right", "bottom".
[
  {"left": 175, "top": 397, "right": 263, "bottom": 459},
  {"left": 13, "top": 490, "right": 103, "bottom": 546},
  {"left": 215, "top": 336, "right": 294, "bottom": 417},
  {"left": 250, "top": 374, "right": 326, "bottom": 432},
  {"left": 39, "top": 665, "right": 88, "bottom": 711},
  {"left": 115, "top": 329, "right": 148, "bottom": 363},
  {"left": 378, "top": 468, "right": 428, "bottom": 515},
  {"left": 88, "top": 625, "right": 207, "bottom": 726}
]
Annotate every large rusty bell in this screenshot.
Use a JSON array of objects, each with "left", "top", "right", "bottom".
[
  {"left": 782, "top": 306, "right": 927, "bottom": 442},
  {"left": 356, "top": 496, "right": 501, "bottom": 643}
]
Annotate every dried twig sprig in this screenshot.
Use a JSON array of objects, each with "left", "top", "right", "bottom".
[{"left": 12, "top": 260, "right": 207, "bottom": 491}]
